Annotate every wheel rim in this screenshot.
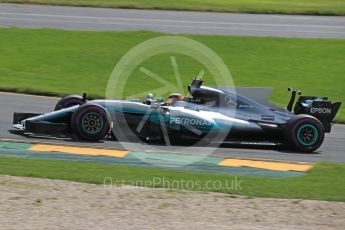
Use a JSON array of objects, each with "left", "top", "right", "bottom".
[
  {"left": 297, "top": 124, "right": 318, "bottom": 146},
  {"left": 81, "top": 112, "right": 104, "bottom": 135}
]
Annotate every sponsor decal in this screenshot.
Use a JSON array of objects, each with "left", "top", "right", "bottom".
[
  {"left": 170, "top": 117, "right": 211, "bottom": 126},
  {"left": 310, "top": 107, "right": 331, "bottom": 114},
  {"left": 261, "top": 115, "right": 275, "bottom": 121}
]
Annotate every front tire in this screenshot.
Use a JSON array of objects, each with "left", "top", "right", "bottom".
[
  {"left": 55, "top": 95, "right": 84, "bottom": 111},
  {"left": 285, "top": 115, "right": 324, "bottom": 153},
  {"left": 71, "top": 103, "right": 110, "bottom": 141}
]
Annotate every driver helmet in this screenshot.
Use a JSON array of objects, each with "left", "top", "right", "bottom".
[{"left": 166, "top": 93, "right": 184, "bottom": 105}]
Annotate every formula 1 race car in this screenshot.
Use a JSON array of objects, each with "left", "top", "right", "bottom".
[{"left": 12, "top": 79, "right": 341, "bottom": 152}]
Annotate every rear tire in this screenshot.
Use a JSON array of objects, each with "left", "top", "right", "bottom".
[
  {"left": 285, "top": 115, "right": 324, "bottom": 153},
  {"left": 55, "top": 95, "right": 84, "bottom": 111},
  {"left": 71, "top": 103, "right": 110, "bottom": 141}
]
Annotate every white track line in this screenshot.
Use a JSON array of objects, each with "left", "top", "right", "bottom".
[{"left": 0, "top": 91, "right": 59, "bottom": 99}]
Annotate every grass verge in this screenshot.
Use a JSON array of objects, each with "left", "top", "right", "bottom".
[
  {"left": 0, "top": 156, "right": 344, "bottom": 201},
  {"left": 1, "top": 0, "right": 345, "bottom": 16},
  {"left": 0, "top": 28, "right": 344, "bottom": 121}
]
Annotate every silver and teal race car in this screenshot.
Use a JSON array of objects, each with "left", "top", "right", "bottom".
[{"left": 12, "top": 79, "right": 341, "bottom": 152}]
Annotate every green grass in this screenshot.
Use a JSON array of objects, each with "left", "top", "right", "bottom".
[
  {"left": 0, "top": 156, "right": 344, "bottom": 201},
  {"left": 2, "top": 0, "right": 345, "bottom": 15},
  {"left": 0, "top": 28, "right": 344, "bottom": 121}
]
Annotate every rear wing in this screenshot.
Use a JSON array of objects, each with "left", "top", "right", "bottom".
[{"left": 294, "top": 96, "right": 341, "bottom": 132}]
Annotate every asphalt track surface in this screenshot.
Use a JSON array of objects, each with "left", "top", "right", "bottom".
[
  {"left": 0, "top": 92, "right": 344, "bottom": 163},
  {"left": 0, "top": 3, "right": 345, "bottom": 38}
]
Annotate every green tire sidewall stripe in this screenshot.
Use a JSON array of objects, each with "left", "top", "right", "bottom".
[
  {"left": 297, "top": 124, "right": 318, "bottom": 146},
  {"left": 81, "top": 112, "right": 104, "bottom": 135}
]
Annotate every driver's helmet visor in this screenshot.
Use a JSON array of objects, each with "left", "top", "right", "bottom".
[
  {"left": 167, "top": 97, "right": 176, "bottom": 105},
  {"left": 167, "top": 94, "right": 184, "bottom": 105}
]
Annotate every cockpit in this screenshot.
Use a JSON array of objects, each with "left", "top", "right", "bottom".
[
  {"left": 143, "top": 79, "right": 234, "bottom": 109},
  {"left": 165, "top": 93, "right": 185, "bottom": 106}
]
